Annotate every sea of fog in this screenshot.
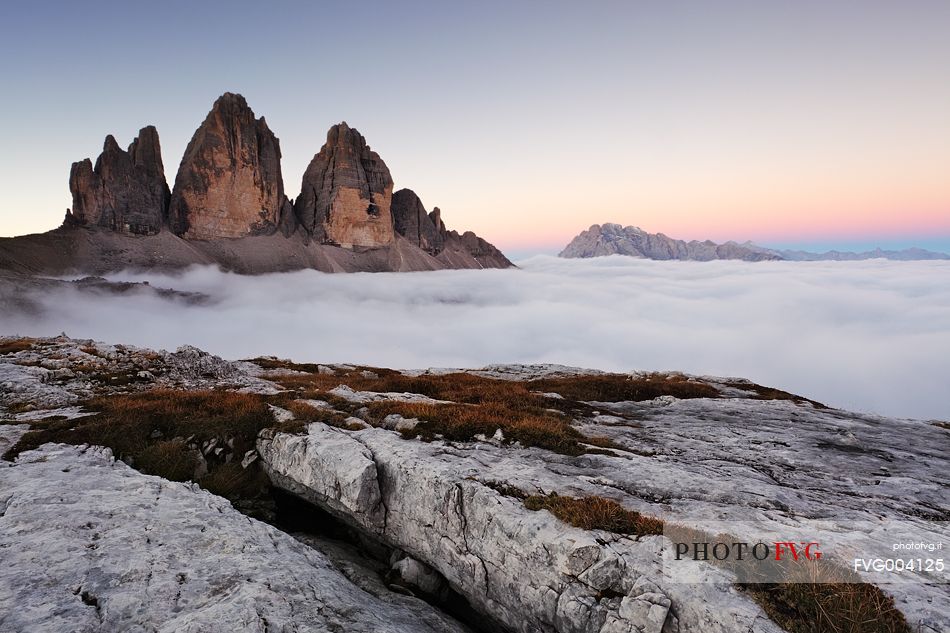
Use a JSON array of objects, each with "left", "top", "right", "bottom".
[{"left": 4, "top": 255, "right": 949, "bottom": 420}]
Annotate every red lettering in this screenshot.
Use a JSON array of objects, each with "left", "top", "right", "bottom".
[{"left": 774, "top": 541, "right": 800, "bottom": 561}]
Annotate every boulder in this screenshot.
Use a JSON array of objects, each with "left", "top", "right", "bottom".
[
  {"left": 258, "top": 424, "right": 781, "bottom": 633},
  {"left": 0, "top": 439, "right": 470, "bottom": 633}
]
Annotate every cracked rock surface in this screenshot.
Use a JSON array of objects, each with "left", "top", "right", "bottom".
[
  {"left": 0, "top": 429, "right": 471, "bottom": 633},
  {"left": 258, "top": 369, "right": 948, "bottom": 633},
  {"left": 2, "top": 336, "right": 946, "bottom": 633},
  {"left": 0, "top": 336, "right": 276, "bottom": 415},
  {"left": 260, "top": 423, "right": 786, "bottom": 633}
]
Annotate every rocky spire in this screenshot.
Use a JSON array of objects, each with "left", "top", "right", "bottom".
[
  {"left": 391, "top": 189, "right": 445, "bottom": 254},
  {"left": 67, "top": 126, "right": 170, "bottom": 235},
  {"left": 168, "top": 93, "right": 293, "bottom": 239},
  {"left": 294, "top": 122, "right": 394, "bottom": 248}
]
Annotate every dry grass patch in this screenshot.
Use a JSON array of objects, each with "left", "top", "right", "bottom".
[
  {"left": 261, "top": 365, "right": 531, "bottom": 404},
  {"left": 742, "top": 581, "right": 910, "bottom": 633},
  {"left": 285, "top": 400, "right": 346, "bottom": 425},
  {"left": 134, "top": 439, "right": 198, "bottom": 482},
  {"left": 257, "top": 358, "right": 825, "bottom": 411},
  {"left": 86, "top": 369, "right": 153, "bottom": 387},
  {"left": 247, "top": 357, "right": 327, "bottom": 374},
  {"left": 527, "top": 373, "right": 720, "bottom": 402},
  {"left": 4, "top": 402, "right": 36, "bottom": 414},
  {"left": 0, "top": 338, "right": 35, "bottom": 355},
  {"left": 251, "top": 359, "right": 819, "bottom": 455},
  {"left": 523, "top": 493, "right": 664, "bottom": 535},
  {"left": 721, "top": 380, "right": 827, "bottom": 409},
  {"left": 285, "top": 400, "right": 365, "bottom": 431},
  {"left": 200, "top": 461, "right": 271, "bottom": 500},
  {"left": 367, "top": 399, "right": 615, "bottom": 456},
  {"left": 257, "top": 360, "right": 725, "bottom": 408},
  {"left": 3, "top": 389, "right": 298, "bottom": 501},
  {"left": 256, "top": 364, "right": 623, "bottom": 454}
]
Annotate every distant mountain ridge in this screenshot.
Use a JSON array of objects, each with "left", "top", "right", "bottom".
[
  {"left": 559, "top": 223, "right": 780, "bottom": 261},
  {"left": 559, "top": 223, "right": 950, "bottom": 262},
  {"left": 760, "top": 245, "right": 950, "bottom": 261}
]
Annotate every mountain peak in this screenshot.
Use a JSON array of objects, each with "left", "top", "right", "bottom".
[
  {"left": 294, "top": 122, "right": 394, "bottom": 247},
  {"left": 560, "top": 224, "right": 780, "bottom": 261},
  {"left": 168, "top": 94, "right": 289, "bottom": 239},
  {"left": 68, "top": 128, "right": 170, "bottom": 235},
  {"left": 102, "top": 134, "right": 122, "bottom": 154},
  {"left": 212, "top": 91, "right": 249, "bottom": 109}
]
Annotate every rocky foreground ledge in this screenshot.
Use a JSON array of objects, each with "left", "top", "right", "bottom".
[{"left": 0, "top": 336, "right": 946, "bottom": 633}]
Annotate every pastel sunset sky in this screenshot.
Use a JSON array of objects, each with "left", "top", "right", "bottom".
[{"left": 1, "top": 1, "right": 948, "bottom": 256}]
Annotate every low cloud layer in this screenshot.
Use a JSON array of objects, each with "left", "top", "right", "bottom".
[{"left": 4, "top": 256, "right": 948, "bottom": 420}]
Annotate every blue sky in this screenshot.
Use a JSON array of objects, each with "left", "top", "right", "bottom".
[{"left": 1, "top": 1, "right": 948, "bottom": 254}]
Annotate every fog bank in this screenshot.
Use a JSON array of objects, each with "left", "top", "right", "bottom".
[{"left": 4, "top": 256, "right": 948, "bottom": 420}]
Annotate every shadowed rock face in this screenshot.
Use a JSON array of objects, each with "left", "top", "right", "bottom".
[
  {"left": 391, "top": 189, "right": 444, "bottom": 254},
  {"left": 294, "top": 123, "right": 394, "bottom": 248},
  {"left": 391, "top": 189, "right": 512, "bottom": 267},
  {"left": 169, "top": 93, "right": 292, "bottom": 239},
  {"left": 438, "top": 229, "right": 513, "bottom": 269},
  {"left": 67, "top": 127, "right": 170, "bottom": 235}
]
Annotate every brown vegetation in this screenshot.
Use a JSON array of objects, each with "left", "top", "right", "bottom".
[
  {"left": 721, "top": 380, "right": 827, "bottom": 409},
  {"left": 3, "top": 389, "right": 296, "bottom": 501},
  {"left": 528, "top": 373, "right": 720, "bottom": 402},
  {"left": 284, "top": 400, "right": 365, "bottom": 431},
  {"left": 134, "top": 440, "right": 198, "bottom": 482},
  {"left": 0, "top": 338, "right": 35, "bottom": 355},
  {"left": 251, "top": 357, "right": 326, "bottom": 374},
  {"left": 255, "top": 362, "right": 620, "bottom": 454},
  {"left": 251, "top": 359, "right": 833, "bottom": 459},
  {"left": 523, "top": 493, "right": 664, "bottom": 535},
  {"left": 4, "top": 402, "right": 35, "bottom": 414},
  {"left": 480, "top": 480, "right": 529, "bottom": 499},
  {"left": 742, "top": 581, "right": 911, "bottom": 633},
  {"left": 199, "top": 461, "right": 272, "bottom": 500},
  {"left": 253, "top": 360, "right": 720, "bottom": 404},
  {"left": 87, "top": 369, "right": 153, "bottom": 387},
  {"left": 366, "top": 398, "right": 616, "bottom": 456},
  {"left": 253, "top": 358, "right": 827, "bottom": 414}
]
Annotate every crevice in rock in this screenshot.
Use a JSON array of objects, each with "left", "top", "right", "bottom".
[
  {"left": 74, "top": 586, "right": 103, "bottom": 623},
  {"left": 350, "top": 435, "right": 390, "bottom": 531},
  {"left": 268, "top": 487, "right": 505, "bottom": 633}
]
